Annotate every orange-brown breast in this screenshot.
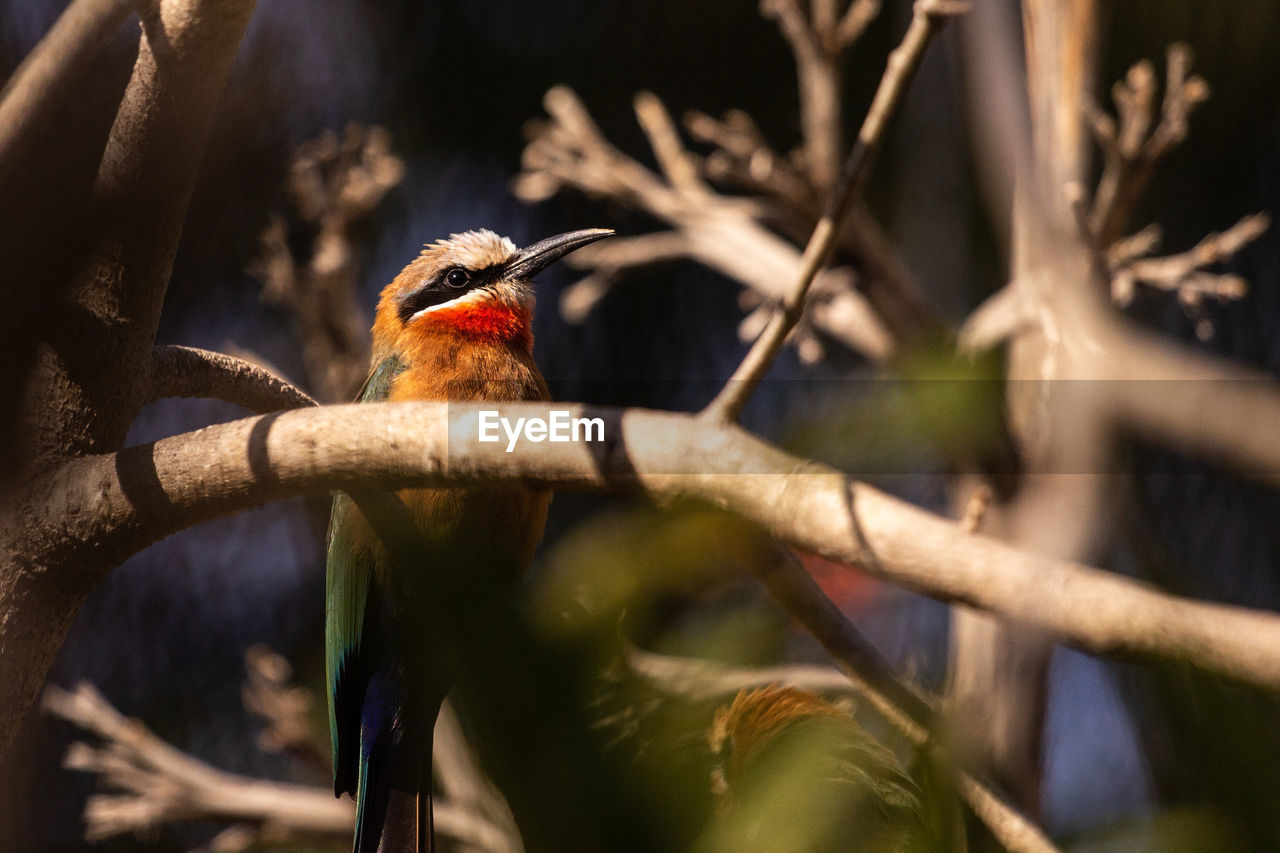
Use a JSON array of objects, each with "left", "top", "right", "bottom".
[{"left": 379, "top": 318, "right": 551, "bottom": 588}]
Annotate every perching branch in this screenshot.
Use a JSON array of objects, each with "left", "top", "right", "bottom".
[
  {"left": 43, "top": 682, "right": 513, "bottom": 852},
  {"left": 148, "top": 345, "right": 318, "bottom": 413},
  {"left": 19, "top": 399, "right": 1280, "bottom": 697},
  {"left": 701, "top": 0, "right": 968, "bottom": 424}
]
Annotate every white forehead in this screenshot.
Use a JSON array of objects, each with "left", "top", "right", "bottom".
[{"left": 423, "top": 229, "right": 518, "bottom": 268}]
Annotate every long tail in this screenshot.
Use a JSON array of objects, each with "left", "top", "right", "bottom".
[{"left": 354, "top": 735, "right": 433, "bottom": 853}]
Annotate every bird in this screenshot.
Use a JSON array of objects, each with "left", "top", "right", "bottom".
[
  {"left": 707, "top": 685, "right": 923, "bottom": 852},
  {"left": 325, "top": 227, "right": 613, "bottom": 853}
]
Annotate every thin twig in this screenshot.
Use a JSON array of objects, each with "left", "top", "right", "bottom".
[
  {"left": 634, "top": 92, "right": 708, "bottom": 197},
  {"left": 960, "top": 485, "right": 993, "bottom": 534},
  {"left": 148, "top": 345, "right": 318, "bottom": 412},
  {"left": 558, "top": 232, "right": 692, "bottom": 323},
  {"left": 1122, "top": 212, "right": 1268, "bottom": 303},
  {"left": 1087, "top": 43, "right": 1210, "bottom": 245},
  {"left": 517, "top": 86, "right": 894, "bottom": 360},
  {"left": 956, "top": 284, "right": 1032, "bottom": 355},
  {"left": 702, "top": 0, "right": 968, "bottom": 423},
  {"left": 628, "top": 648, "right": 866, "bottom": 700}
]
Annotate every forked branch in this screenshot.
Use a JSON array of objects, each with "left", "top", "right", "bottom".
[
  {"left": 517, "top": 86, "right": 893, "bottom": 362},
  {"left": 43, "top": 683, "right": 513, "bottom": 852},
  {"left": 1086, "top": 43, "right": 1210, "bottom": 245}
]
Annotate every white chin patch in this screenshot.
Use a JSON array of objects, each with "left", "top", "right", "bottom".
[{"left": 407, "top": 287, "right": 489, "bottom": 323}]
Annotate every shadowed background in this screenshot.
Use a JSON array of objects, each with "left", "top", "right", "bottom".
[{"left": 1, "top": 0, "right": 1278, "bottom": 849}]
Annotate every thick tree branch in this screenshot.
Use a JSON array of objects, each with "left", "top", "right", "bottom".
[
  {"left": 15, "top": 400, "right": 1280, "bottom": 698},
  {"left": 0, "top": 0, "right": 259, "bottom": 767},
  {"left": 701, "top": 0, "right": 967, "bottom": 424},
  {"left": 43, "top": 682, "right": 512, "bottom": 851},
  {"left": 25, "top": 0, "right": 260, "bottom": 457},
  {"left": 148, "top": 345, "right": 318, "bottom": 413},
  {"left": 0, "top": 0, "right": 134, "bottom": 189}
]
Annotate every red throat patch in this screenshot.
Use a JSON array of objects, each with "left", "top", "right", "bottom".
[{"left": 427, "top": 301, "right": 534, "bottom": 349}]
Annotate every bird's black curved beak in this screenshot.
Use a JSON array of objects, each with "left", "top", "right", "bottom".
[{"left": 504, "top": 228, "right": 614, "bottom": 280}]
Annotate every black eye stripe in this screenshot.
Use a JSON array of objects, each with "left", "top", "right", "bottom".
[{"left": 397, "top": 264, "right": 501, "bottom": 324}]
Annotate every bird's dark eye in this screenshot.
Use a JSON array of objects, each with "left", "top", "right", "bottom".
[{"left": 445, "top": 268, "right": 470, "bottom": 288}]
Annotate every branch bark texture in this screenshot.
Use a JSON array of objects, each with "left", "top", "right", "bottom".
[
  {"left": 0, "top": 0, "right": 257, "bottom": 763},
  {"left": 15, "top": 400, "right": 1280, "bottom": 707}
]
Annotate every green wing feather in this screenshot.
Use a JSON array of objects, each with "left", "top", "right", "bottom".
[{"left": 326, "top": 355, "right": 406, "bottom": 794}]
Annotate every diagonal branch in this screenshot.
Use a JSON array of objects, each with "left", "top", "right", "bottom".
[
  {"left": 0, "top": 0, "right": 134, "bottom": 189},
  {"left": 21, "top": 399, "right": 1280, "bottom": 697},
  {"left": 148, "top": 345, "right": 318, "bottom": 413},
  {"left": 701, "top": 0, "right": 968, "bottom": 424},
  {"left": 754, "top": 549, "right": 1057, "bottom": 853}
]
